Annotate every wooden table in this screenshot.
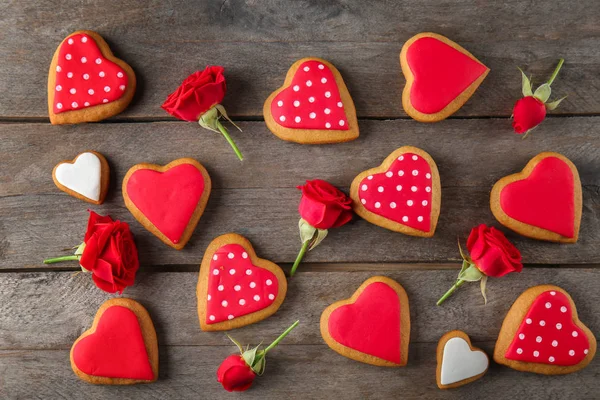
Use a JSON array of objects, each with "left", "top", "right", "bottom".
[{"left": 1, "top": 1, "right": 599, "bottom": 398}]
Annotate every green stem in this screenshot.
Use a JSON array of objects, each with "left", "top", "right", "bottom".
[
  {"left": 216, "top": 120, "right": 243, "bottom": 161},
  {"left": 547, "top": 58, "right": 564, "bottom": 86},
  {"left": 43, "top": 255, "right": 80, "bottom": 264},
  {"left": 437, "top": 279, "right": 467, "bottom": 306},
  {"left": 290, "top": 240, "right": 310, "bottom": 277},
  {"left": 263, "top": 320, "right": 299, "bottom": 355}
]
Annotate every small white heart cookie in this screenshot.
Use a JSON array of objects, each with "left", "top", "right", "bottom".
[
  {"left": 436, "top": 330, "right": 489, "bottom": 389},
  {"left": 53, "top": 151, "right": 110, "bottom": 204}
]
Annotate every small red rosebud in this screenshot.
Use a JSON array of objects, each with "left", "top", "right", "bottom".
[
  {"left": 512, "top": 96, "right": 547, "bottom": 134},
  {"left": 216, "top": 355, "right": 256, "bottom": 392}
]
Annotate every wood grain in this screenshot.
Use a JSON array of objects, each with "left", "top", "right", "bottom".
[
  {"left": 1, "top": 343, "right": 598, "bottom": 399},
  {"left": 1, "top": 270, "right": 598, "bottom": 349},
  {"left": 1, "top": 1, "right": 600, "bottom": 118},
  {"left": 1, "top": 119, "right": 598, "bottom": 268}
]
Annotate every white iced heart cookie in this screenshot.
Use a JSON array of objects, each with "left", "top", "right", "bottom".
[
  {"left": 53, "top": 151, "right": 109, "bottom": 204},
  {"left": 437, "top": 331, "right": 488, "bottom": 389}
]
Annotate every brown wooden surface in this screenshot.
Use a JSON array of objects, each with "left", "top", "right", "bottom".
[{"left": 1, "top": 0, "right": 599, "bottom": 398}]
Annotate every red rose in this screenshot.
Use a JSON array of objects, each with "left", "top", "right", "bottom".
[
  {"left": 297, "top": 179, "right": 353, "bottom": 230},
  {"left": 161, "top": 66, "right": 226, "bottom": 122},
  {"left": 512, "top": 96, "right": 547, "bottom": 134},
  {"left": 216, "top": 355, "right": 256, "bottom": 392},
  {"left": 467, "top": 224, "right": 523, "bottom": 277},
  {"left": 79, "top": 211, "right": 139, "bottom": 293}
]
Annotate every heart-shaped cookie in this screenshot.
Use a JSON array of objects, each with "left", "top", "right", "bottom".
[
  {"left": 123, "top": 158, "right": 211, "bottom": 250},
  {"left": 491, "top": 152, "right": 582, "bottom": 243},
  {"left": 350, "top": 146, "right": 441, "bottom": 237},
  {"left": 48, "top": 30, "right": 136, "bottom": 125},
  {"left": 400, "top": 32, "right": 489, "bottom": 122},
  {"left": 436, "top": 330, "right": 489, "bottom": 389},
  {"left": 70, "top": 298, "right": 158, "bottom": 385},
  {"left": 52, "top": 151, "right": 109, "bottom": 204},
  {"left": 197, "top": 233, "right": 287, "bottom": 331},
  {"left": 320, "top": 276, "right": 410, "bottom": 366},
  {"left": 264, "top": 57, "right": 359, "bottom": 144},
  {"left": 494, "top": 285, "right": 596, "bottom": 375}
]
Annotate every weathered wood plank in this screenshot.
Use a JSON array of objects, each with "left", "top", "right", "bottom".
[
  {"left": 1, "top": 269, "right": 598, "bottom": 349},
  {"left": 1, "top": 343, "right": 599, "bottom": 400},
  {"left": 1, "top": 1, "right": 599, "bottom": 118},
  {"left": 1, "top": 119, "right": 598, "bottom": 268}
]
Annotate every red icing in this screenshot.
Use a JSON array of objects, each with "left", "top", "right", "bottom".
[
  {"left": 271, "top": 60, "right": 349, "bottom": 130},
  {"left": 52, "top": 33, "right": 128, "bottom": 114},
  {"left": 358, "top": 153, "right": 433, "bottom": 232},
  {"left": 406, "top": 37, "right": 487, "bottom": 114},
  {"left": 328, "top": 282, "right": 401, "bottom": 363},
  {"left": 500, "top": 157, "right": 575, "bottom": 238},
  {"left": 506, "top": 291, "right": 590, "bottom": 366},
  {"left": 126, "top": 163, "right": 205, "bottom": 244},
  {"left": 72, "top": 306, "right": 154, "bottom": 380},
  {"left": 206, "top": 244, "right": 279, "bottom": 324}
]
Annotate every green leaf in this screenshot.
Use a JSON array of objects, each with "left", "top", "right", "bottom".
[
  {"left": 480, "top": 275, "right": 488, "bottom": 304},
  {"left": 457, "top": 264, "right": 484, "bottom": 282},
  {"left": 242, "top": 345, "right": 259, "bottom": 367},
  {"left": 518, "top": 68, "right": 533, "bottom": 97},
  {"left": 533, "top": 83, "right": 552, "bottom": 103},
  {"left": 545, "top": 96, "right": 567, "bottom": 111},
  {"left": 226, "top": 333, "right": 244, "bottom": 354}
]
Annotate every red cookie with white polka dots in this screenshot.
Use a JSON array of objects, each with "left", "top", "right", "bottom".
[
  {"left": 349, "top": 146, "right": 441, "bottom": 237},
  {"left": 48, "top": 30, "right": 136, "bottom": 124},
  {"left": 197, "top": 233, "right": 287, "bottom": 331},
  {"left": 263, "top": 57, "right": 359, "bottom": 144},
  {"left": 494, "top": 285, "right": 596, "bottom": 375}
]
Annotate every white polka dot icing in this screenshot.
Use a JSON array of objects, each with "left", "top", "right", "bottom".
[
  {"left": 357, "top": 152, "right": 434, "bottom": 232},
  {"left": 505, "top": 290, "right": 590, "bottom": 366},
  {"left": 271, "top": 60, "right": 349, "bottom": 130},
  {"left": 205, "top": 243, "right": 279, "bottom": 324},
  {"left": 52, "top": 33, "right": 128, "bottom": 114}
]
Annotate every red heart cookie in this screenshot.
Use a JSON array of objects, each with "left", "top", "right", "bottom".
[
  {"left": 264, "top": 57, "right": 359, "bottom": 144},
  {"left": 494, "top": 285, "right": 596, "bottom": 375},
  {"left": 400, "top": 32, "right": 489, "bottom": 122},
  {"left": 48, "top": 31, "right": 136, "bottom": 124},
  {"left": 491, "top": 152, "right": 582, "bottom": 243},
  {"left": 123, "top": 158, "right": 211, "bottom": 250},
  {"left": 197, "top": 233, "right": 287, "bottom": 331},
  {"left": 320, "top": 276, "right": 410, "bottom": 367},
  {"left": 70, "top": 298, "right": 158, "bottom": 384},
  {"left": 350, "top": 146, "right": 441, "bottom": 237}
]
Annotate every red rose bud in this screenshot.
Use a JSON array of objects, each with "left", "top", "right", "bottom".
[
  {"left": 437, "top": 224, "right": 522, "bottom": 306},
  {"left": 217, "top": 321, "right": 299, "bottom": 392},
  {"left": 162, "top": 66, "right": 243, "bottom": 160},
  {"left": 512, "top": 96, "right": 546, "bottom": 134},
  {"left": 217, "top": 355, "right": 256, "bottom": 392},
  {"left": 43, "top": 211, "right": 139, "bottom": 294},
  {"left": 512, "top": 59, "right": 566, "bottom": 138},
  {"left": 290, "top": 180, "right": 353, "bottom": 276}
]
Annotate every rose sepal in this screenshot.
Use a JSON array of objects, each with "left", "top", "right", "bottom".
[{"left": 198, "top": 104, "right": 244, "bottom": 161}]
